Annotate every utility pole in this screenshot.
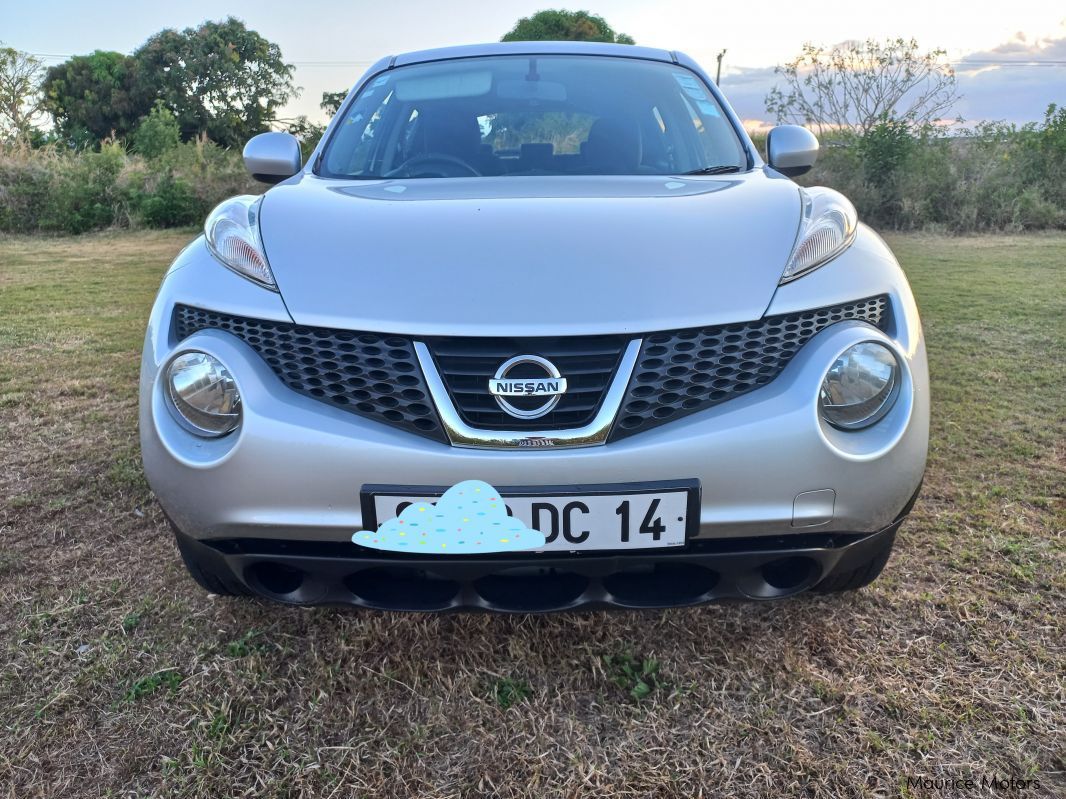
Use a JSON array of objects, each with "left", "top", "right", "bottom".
[{"left": 715, "top": 49, "right": 727, "bottom": 84}]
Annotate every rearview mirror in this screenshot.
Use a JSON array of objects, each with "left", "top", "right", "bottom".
[
  {"left": 243, "top": 132, "right": 302, "bottom": 184},
  {"left": 766, "top": 125, "right": 819, "bottom": 177},
  {"left": 496, "top": 79, "right": 567, "bottom": 102}
]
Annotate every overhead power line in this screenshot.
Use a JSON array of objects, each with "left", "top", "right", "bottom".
[{"left": 21, "top": 52, "right": 377, "bottom": 66}]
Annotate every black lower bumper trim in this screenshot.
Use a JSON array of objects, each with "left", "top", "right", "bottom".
[{"left": 181, "top": 521, "right": 903, "bottom": 612}]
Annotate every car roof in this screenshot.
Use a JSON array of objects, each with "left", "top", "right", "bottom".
[{"left": 391, "top": 40, "right": 677, "bottom": 68}]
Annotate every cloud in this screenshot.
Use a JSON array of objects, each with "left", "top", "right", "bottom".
[
  {"left": 954, "top": 67, "right": 1060, "bottom": 125},
  {"left": 715, "top": 65, "right": 779, "bottom": 128},
  {"left": 354, "top": 480, "right": 545, "bottom": 554},
  {"left": 957, "top": 30, "right": 1066, "bottom": 63},
  {"left": 951, "top": 32, "right": 1066, "bottom": 124}
]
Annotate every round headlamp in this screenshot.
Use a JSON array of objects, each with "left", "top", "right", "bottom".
[
  {"left": 165, "top": 351, "right": 242, "bottom": 437},
  {"left": 819, "top": 342, "right": 900, "bottom": 430}
]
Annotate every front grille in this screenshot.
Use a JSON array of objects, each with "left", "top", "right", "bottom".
[
  {"left": 172, "top": 306, "right": 447, "bottom": 442},
  {"left": 610, "top": 295, "right": 890, "bottom": 440},
  {"left": 425, "top": 336, "right": 629, "bottom": 430},
  {"left": 173, "top": 296, "right": 889, "bottom": 446}
]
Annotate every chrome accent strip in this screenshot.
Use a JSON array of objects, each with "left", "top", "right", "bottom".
[{"left": 414, "top": 339, "right": 642, "bottom": 449}]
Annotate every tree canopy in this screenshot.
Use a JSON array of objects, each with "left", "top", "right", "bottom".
[
  {"left": 765, "top": 38, "right": 959, "bottom": 136},
  {"left": 501, "top": 10, "right": 635, "bottom": 44},
  {"left": 39, "top": 18, "right": 296, "bottom": 148},
  {"left": 0, "top": 46, "right": 47, "bottom": 140},
  {"left": 133, "top": 17, "right": 296, "bottom": 147},
  {"left": 42, "top": 50, "right": 151, "bottom": 145},
  {"left": 133, "top": 101, "right": 181, "bottom": 158},
  {"left": 320, "top": 90, "right": 347, "bottom": 118}
]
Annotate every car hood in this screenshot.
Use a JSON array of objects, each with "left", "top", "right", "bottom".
[{"left": 258, "top": 172, "right": 801, "bottom": 336}]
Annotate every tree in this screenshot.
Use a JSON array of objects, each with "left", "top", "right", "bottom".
[
  {"left": 133, "top": 101, "right": 181, "bottom": 158},
  {"left": 134, "top": 17, "right": 296, "bottom": 146},
  {"left": 321, "top": 90, "right": 347, "bottom": 118},
  {"left": 501, "top": 10, "right": 635, "bottom": 44},
  {"left": 284, "top": 115, "right": 326, "bottom": 159},
  {"left": 0, "top": 45, "right": 46, "bottom": 140},
  {"left": 42, "top": 51, "right": 151, "bottom": 145},
  {"left": 765, "top": 39, "right": 959, "bottom": 136}
]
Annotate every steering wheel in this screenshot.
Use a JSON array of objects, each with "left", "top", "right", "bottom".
[{"left": 387, "top": 153, "right": 481, "bottom": 178}]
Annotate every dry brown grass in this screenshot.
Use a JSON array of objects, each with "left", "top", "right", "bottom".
[{"left": 0, "top": 230, "right": 1063, "bottom": 798}]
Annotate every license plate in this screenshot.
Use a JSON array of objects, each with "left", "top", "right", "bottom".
[{"left": 360, "top": 480, "right": 699, "bottom": 552}]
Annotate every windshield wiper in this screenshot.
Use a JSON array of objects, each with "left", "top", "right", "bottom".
[{"left": 681, "top": 165, "right": 742, "bottom": 175}]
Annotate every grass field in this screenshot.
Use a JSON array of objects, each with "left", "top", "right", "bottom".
[{"left": 0, "top": 231, "right": 1063, "bottom": 798}]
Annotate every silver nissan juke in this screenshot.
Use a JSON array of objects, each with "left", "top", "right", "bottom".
[{"left": 139, "top": 41, "right": 928, "bottom": 612}]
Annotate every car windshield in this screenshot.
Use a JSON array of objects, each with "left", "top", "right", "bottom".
[{"left": 319, "top": 55, "right": 748, "bottom": 179}]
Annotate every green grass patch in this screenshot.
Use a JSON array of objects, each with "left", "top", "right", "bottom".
[
  {"left": 225, "top": 629, "right": 264, "bottom": 658},
  {"left": 488, "top": 676, "right": 533, "bottom": 709},
  {"left": 125, "top": 669, "right": 183, "bottom": 702},
  {"left": 602, "top": 651, "right": 667, "bottom": 702}
]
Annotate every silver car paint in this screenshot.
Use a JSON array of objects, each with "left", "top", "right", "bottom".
[
  {"left": 242, "top": 131, "right": 302, "bottom": 182},
  {"left": 139, "top": 42, "right": 927, "bottom": 550},
  {"left": 766, "top": 125, "right": 820, "bottom": 175},
  {"left": 258, "top": 172, "right": 802, "bottom": 335},
  {"left": 140, "top": 225, "right": 928, "bottom": 544}
]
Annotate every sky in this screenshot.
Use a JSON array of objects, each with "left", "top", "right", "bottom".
[{"left": 4, "top": 0, "right": 1065, "bottom": 127}]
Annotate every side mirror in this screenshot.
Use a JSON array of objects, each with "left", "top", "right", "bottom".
[
  {"left": 766, "top": 125, "right": 819, "bottom": 177},
  {"left": 243, "top": 132, "right": 302, "bottom": 184}
]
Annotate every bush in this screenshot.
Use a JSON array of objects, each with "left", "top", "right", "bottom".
[
  {"left": 858, "top": 118, "right": 914, "bottom": 189},
  {"left": 134, "top": 103, "right": 180, "bottom": 159},
  {"left": 796, "top": 104, "right": 1066, "bottom": 232},
  {"left": 0, "top": 138, "right": 258, "bottom": 234},
  {"left": 38, "top": 141, "right": 127, "bottom": 234},
  {"left": 137, "top": 174, "right": 202, "bottom": 227},
  {"left": 154, "top": 139, "right": 254, "bottom": 212},
  {"left": 0, "top": 147, "right": 53, "bottom": 233}
]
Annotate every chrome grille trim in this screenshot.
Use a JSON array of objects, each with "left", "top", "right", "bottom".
[{"left": 414, "top": 339, "right": 643, "bottom": 449}]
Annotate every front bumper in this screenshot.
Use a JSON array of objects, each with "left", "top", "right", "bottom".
[
  {"left": 177, "top": 518, "right": 904, "bottom": 611},
  {"left": 141, "top": 229, "right": 928, "bottom": 557}
]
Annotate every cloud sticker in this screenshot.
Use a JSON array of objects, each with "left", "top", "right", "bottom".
[{"left": 354, "top": 480, "right": 546, "bottom": 554}]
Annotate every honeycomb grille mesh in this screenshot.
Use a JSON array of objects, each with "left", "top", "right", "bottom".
[
  {"left": 610, "top": 295, "right": 890, "bottom": 441},
  {"left": 174, "top": 297, "right": 889, "bottom": 446},
  {"left": 172, "top": 306, "right": 446, "bottom": 442}
]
